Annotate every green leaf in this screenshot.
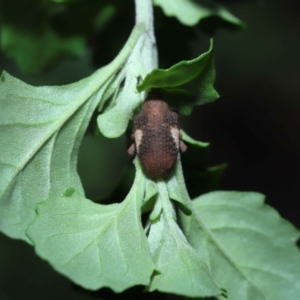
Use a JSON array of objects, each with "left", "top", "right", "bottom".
[
  {"left": 166, "top": 156, "right": 192, "bottom": 216},
  {"left": 0, "top": 71, "right": 102, "bottom": 242},
  {"left": 142, "top": 179, "right": 158, "bottom": 214},
  {"left": 180, "top": 129, "right": 210, "bottom": 170},
  {"left": 97, "top": 18, "right": 158, "bottom": 137},
  {"left": 147, "top": 214, "right": 222, "bottom": 297},
  {"left": 181, "top": 129, "right": 209, "bottom": 148},
  {"left": 26, "top": 164, "right": 155, "bottom": 291},
  {"left": 1, "top": 24, "right": 85, "bottom": 76},
  {"left": 0, "top": 25, "right": 142, "bottom": 242},
  {"left": 180, "top": 192, "right": 300, "bottom": 300},
  {"left": 153, "top": 0, "right": 245, "bottom": 28},
  {"left": 147, "top": 181, "right": 223, "bottom": 298},
  {"left": 97, "top": 76, "right": 142, "bottom": 138},
  {"left": 137, "top": 40, "right": 219, "bottom": 114}
]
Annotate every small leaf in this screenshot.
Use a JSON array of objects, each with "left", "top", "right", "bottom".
[
  {"left": 97, "top": 21, "right": 156, "bottom": 137},
  {"left": 97, "top": 77, "right": 141, "bottom": 138},
  {"left": 180, "top": 191, "right": 300, "bottom": 300},
  {"left": 27, "top": 166, "right": 155, "bottom": 291},
  {"left": 147, "top": 181, "right": 222, "bottom": 298},
  {"left": 166, "top": 157, "right": 192, "bottom": 216},
  {"left": 142, "top": 179, "right": 158, "bottom": 213},
  {"left": 153, "top": 0, "right": 245, "bottom": 28},
  {"left": 144, "top": 180, "right": 158, "bottom": 205},
  {"left": 137, "top": 40, "right": 218, "bottom": 114},
  {"left": 1, "top": 24, "right": 84, "bottom": 75},
  {"left": 148, "top": 214, "right": 222, "bottom": 297},
  {"left": 149, "top": 198, "right": 162, "bottom": 221},
  {"left": 180, "top": 130, "right": 210, "bottom": 169},
  {"left": 181, "top": 129, "right": 209, "bottom": 148}
]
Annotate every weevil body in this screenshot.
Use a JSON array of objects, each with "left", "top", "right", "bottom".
[{"left": 128, "top": 90, "right": 187, "bottom": 179}]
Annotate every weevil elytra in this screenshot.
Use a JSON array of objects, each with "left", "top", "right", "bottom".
[{"left": 128, "top": 89, "right": 187, "bottom": 179}]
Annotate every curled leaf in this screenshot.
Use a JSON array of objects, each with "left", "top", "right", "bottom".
[{"left": 137, "top": 40, "right": 218, "bottom": 114}]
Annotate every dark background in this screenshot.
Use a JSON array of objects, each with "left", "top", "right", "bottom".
[{"left": 0, "top": 0, "right": 299, "bottom": 299}]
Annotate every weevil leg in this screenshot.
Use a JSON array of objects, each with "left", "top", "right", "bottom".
[
  {"left": 127, "top": 143, "right": 136, "bottom": 156},
  {"left": 180, "top": 140, "right": 187, "bottom": 153}
]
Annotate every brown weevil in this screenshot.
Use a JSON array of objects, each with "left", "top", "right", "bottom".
[{"left": 128, "top": 89, "right": 187, "bottom": 179}]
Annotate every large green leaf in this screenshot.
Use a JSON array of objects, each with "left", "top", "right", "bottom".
[
  {"left": 26, "top": 164, "right": 155, "bottom": 291},
  {"left": 137, "top": 40, "right": 218, "bottom": 114},
  {"left": 0, "top": 71, "right": 101, "bottom": 242},
  {"left": 180, "top": 192, "right": 300, "bottom": 300},
  {"left": 0, "top": 25, "right": 142, "bottom": 243},
  {"left": 153, "top": 0, "right": 245, "bottom": 28}
]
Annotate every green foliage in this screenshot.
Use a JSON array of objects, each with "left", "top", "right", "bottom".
[
  {"left": 0, "top": 22, "right": 226, "bottom": 296},
  {"left": 27, "top": 169, "right": 155, "bottom": 292},
  {"left": 97, "top": 74, "right": 141, "bottom": 138},
  {"left": 0, "top": 0, "right": 299, "bottom": 299},
  {"left": 1, "top": 24, "right": 84, "bottom": 76},
  {"left": 181, "top": 192, "right": 300, "bottom": 299},
  {"left": 147, "top": 180, "right": 222, "bottom": 298},
  {"left": 0, "top": 70, "right": 103, "bottom": 241},
  {"left": 137, "top": 40, "right": 219, "bottom": 115},
  {"left": 0, "top": 0, "right": 117, "bottom": 75},
  {"left": 153, "top": 0, "right": 245, "bottom": 28},
  {"left": 0, "top": 25, "right": 143, "bottom": 241}
]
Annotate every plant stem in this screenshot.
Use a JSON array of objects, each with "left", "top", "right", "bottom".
[
  {"left": 134, "top": 0, "right": 158, "bottom": 72},
  {"left": 135, "top": 0, "right": 155, "bottom": 40}
]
